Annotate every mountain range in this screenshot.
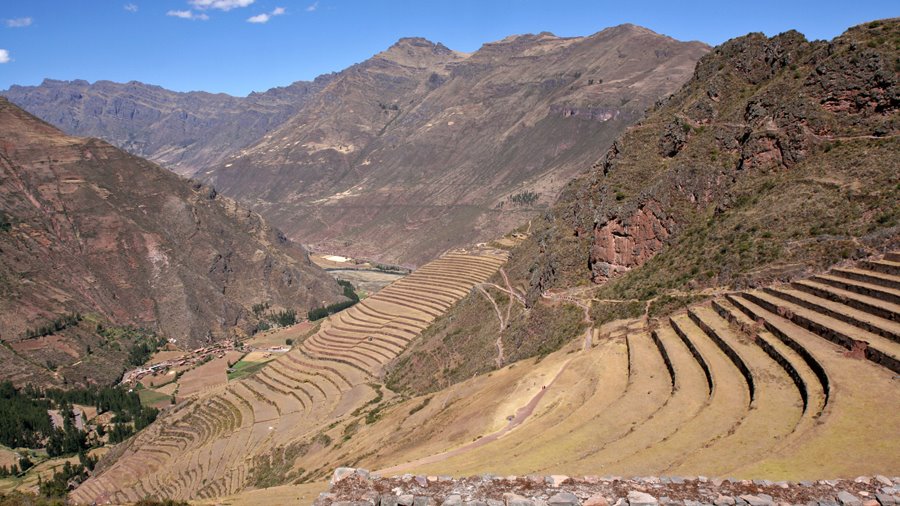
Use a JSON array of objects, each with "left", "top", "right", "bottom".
[
  {"left": 2, "top": 76, "right": 332, "bottom": 177},
  {"left": 4, "top": 25, "right": 709, "bottom": 266}
]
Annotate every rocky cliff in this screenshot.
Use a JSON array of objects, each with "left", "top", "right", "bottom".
[
  {"left": 202, "top": 26, "right": 709, "bottom": 266},
  {"left": 0, "top": 97, "right": 345, "bottom": 387},
  {"left": 527, "top": 19, "right": 899, "bottom": 299},
  {"left": 2, "top": 76, "right": 332, "bottom": 176}
]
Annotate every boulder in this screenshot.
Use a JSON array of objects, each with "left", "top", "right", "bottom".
[{"left": 399, "top": 495, "right": 416, "bottom": 506}]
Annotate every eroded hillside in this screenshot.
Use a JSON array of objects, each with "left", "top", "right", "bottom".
[
  {"left": 202, "top": 26, "right": 708, "bottom": 266},
  {"left": 0, "top": 98, "right": 345, "bottom": 387}
]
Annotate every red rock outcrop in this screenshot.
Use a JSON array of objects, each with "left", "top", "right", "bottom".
[{"left": 590, "top": 202, "right": 675, "bottom": 282}]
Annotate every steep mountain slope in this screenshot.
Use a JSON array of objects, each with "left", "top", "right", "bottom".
[
  {"left": 387, "top": 19, "right": 900, "bottom": 394},
  {"left": 2, "top": 76, "right": 332, "bottom": 176},
  {"left": 203, "top": 26, "right": 709, "bottom": 265},
  {"left": 0, "top": 97, "right": 345, "bottom": 387}
]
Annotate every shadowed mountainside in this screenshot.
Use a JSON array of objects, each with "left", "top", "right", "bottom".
[
  {"left": 202, "top": 26, "right": 709, "bottom": 266},
  {"left": 2, "top": 76, "right": 333, "bottom": 176},
  {"left": 0, "top": 97, "right": 345, "bottom": 388}
]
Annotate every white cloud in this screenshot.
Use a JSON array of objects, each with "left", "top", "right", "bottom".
[
  {"left": 0, "top": 50, "right": 11, "bottom": 64},
  {"left": 247, "top": 7, "right": 285, "bottom": 23},
  {"left": 166, "top": 9, "right": 209, "bottom": 20},
  {"left": 6, "top": 17, "right": 32, "bottom": 28},
  {"left": 189, "top": 0, "right": 254, "bottom": 11},
  {"left": 305, "top": 1, "right": 318, "bottom": 12},
  {"left": 124, "top": 3, "right": 138, "bottom": 12}
]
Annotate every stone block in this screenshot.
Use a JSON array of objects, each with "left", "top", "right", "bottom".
[
  {"left": 738, "top": 495, "right": 773, "bottom": 506},
  {"left": 504, "top": 493, "right": 536, "bottom": 506},
  {"left": 332, "top": 467, "right": 357, "bottom": 485},
  {"left": 585, "top": 494, "right": 609, "bottom": 506},
  {"left": 547, "top": 475, "right": 571, "bottom": 487},
  {"left": 714, "top": 495, "right": 736, "bottom": 506},
  {"left": 443, "top": 495, "right": 463, "bottom": 506},
  {"left": 628, "top": 491, "right": 659, "bottom": 506},
  {"left": 876, "top": 477, "right": 894, "bottom": 488},
  {"left": 548, "top": 492, "right": 580, "bottom": 506},
  {"left": 838, "top": 491, "right": 861, "bottom": 506}
]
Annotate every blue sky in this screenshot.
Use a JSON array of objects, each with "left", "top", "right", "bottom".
[{"left": 0, "top": 1, "right": 897, "bottom": 96}]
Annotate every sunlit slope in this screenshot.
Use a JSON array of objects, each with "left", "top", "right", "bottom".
[
  {"left": 71, "top": 248, "right": 508, "bottom": 503},
  {"left": 308, "top": 253, "right": 900, "bottom": 481}
]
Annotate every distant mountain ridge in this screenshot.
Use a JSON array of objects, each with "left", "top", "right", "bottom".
[
  {"left": 3, "top": 25, "right": 709, "bottom": 266},
  {"left": 2, "top": 75, "right": 334, "bottom": 176},
  {"left": 0, "top": 97, "right": 345, "bottom": 388}
]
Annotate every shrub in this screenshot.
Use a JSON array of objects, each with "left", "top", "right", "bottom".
[{"left": 509, "top": 191, "right": 540, "bottom": 206}]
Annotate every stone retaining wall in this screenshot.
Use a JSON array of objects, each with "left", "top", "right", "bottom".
[{"left": 315, "top": 468, "right": 900, "bottom": 506}]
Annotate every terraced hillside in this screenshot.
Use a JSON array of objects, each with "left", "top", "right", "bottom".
[
  {"left": 273, "top": 252, "right": 900, "bottom": 481},
  {"left": 71, "top": 248, "right": 508, "bottom": 504}
]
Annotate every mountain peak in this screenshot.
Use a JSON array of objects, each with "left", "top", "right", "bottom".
[{"left": 375, "top": 37, "right": 466, "bottom": 68}]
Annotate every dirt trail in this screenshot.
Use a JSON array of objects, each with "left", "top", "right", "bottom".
[
  {"left": 541, "top": 289, "right": 595, "bottom": 351},
  {"left": 477, "top": 285, "right": 505, "bottom": 332},
  {"left": 476, "top": 285, "right": 507, "bottom": 367}
]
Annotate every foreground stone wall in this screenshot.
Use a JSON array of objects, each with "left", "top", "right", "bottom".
[{"left": 316, "top": 468, "right": 900, "bottom": 506}]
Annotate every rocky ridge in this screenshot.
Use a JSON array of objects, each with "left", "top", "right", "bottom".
[
  {"left": 317, "top": 469, "right": 900, "bottom": 506},
  {"left": 532, "top": 20, "right": 899, "bottom": 296}
]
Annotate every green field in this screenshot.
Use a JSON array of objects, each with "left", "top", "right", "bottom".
[
  {"left": 227, "top": 360, "right": 272, "bottom": 381},
  {"left": 137, "top": 389, "right": 172, "bottom": 407}
]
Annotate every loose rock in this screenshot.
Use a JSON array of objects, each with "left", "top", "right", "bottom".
[{"left": 628, "top": 491, "right": 659, "bottom": 506}]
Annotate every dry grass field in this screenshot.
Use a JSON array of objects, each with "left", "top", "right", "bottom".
[
  {"left": 247, "top": 321, "right": 316, "bottom": 348},
  {"left": 70, "top": 250, "right": 900, "bottom": 503},
  {"left": 0, "top": 447, "right": 17, "bottom": 469},
  {"left": 177, "top": 351, "right": 245, "bottom": 398}
]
